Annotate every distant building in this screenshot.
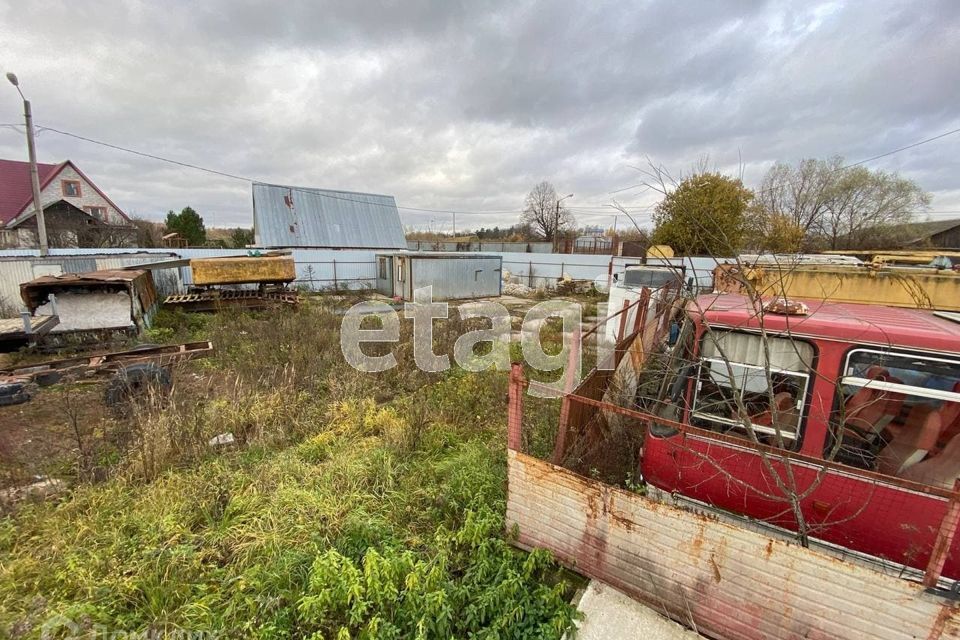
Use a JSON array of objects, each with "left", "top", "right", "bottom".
[
  {"left": 162, "top": 232, "right": 188, "bottom": 248},
  {"left": 902, "top": 218, "right": 960, "bottom": 249},
  {"left": 252, "top": 182, "right": 406, "bottom": 249},
  {"left": 572, "top": 234, "right": 613, "bottom": 253},
  {"left": 0, "top": 158, "right": 135, "bottom": 248}
]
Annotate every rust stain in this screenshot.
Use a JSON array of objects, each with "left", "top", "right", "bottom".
[
  {"left": 689, "top": 522, "right": 705, "bottom": 559},
  {"left": 522, "top": 456, "right": 556, "bottom": 483},
  {"left": 709, "top": 554, "right": 722, "bottom": 583},
  {"left": 927, "top": 600, "right": 959, "bottom": 640},
  {"left": 586, "top": 492, "right": 600, "bottom": 521},
  {"left": 610, "top": 510, "right": 638, "bottom": 531},
  {"left": 765, "top": 540, "right": 774, "bottom": 560}
]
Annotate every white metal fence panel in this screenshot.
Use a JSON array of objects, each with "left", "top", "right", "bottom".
[{"left": 0, "top": 247, "right": 700, "bottom": 315}]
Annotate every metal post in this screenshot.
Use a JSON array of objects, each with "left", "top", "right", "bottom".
[
  {"left": 507, "top": 363, "right": 525, "bottom": 451},
  {"left": 551, "top": 326, "right": 581, "bottom": 464},
  {"left": 634, "top": 287, "right": 650, "bottom": 334},
  {"left": 22, "top": 99, "right": 48, "bottom": 256},
  {"left": 617, "top": 299, "right": 630, "bottom": 342},
  {"left": 332, "top": 259, "right": 338, "bottom": 291},
  {"left": 553, "top": 199, "right": 559, "bottom": 253},
  {"left": 923, "top": 479, "right": 960, "bottom": 588},
  {"left": 528, "top": 261, "right": 533, "bottom": 288}
]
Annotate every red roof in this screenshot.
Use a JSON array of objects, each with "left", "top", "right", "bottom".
[
  {"left": 0, "top": 159, "right": 63, "bottom": 224},
  {"left": 691, "top": 293, "right": 960, "bottom": 355},
  {"left": 0, "top": 158, "right": 129, "bottom": 226}
]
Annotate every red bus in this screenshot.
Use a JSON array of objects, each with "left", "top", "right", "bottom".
[{"left": 642, "top": 293, "right": 960, "bottom": 578}]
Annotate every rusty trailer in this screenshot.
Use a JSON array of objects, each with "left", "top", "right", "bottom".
[
  {"left": 161, "top": 254, "right": 300, "bottom": 312},
  {"left": 0, "top": 341, "right": 213, "bottom": 386},
  {"left": 163, "top": 289, "right": 299, "bottom": 312}
]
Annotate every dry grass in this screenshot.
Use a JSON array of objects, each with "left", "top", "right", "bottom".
[{"left": 0, "top": 296, "right": 575, "bottom": 638}]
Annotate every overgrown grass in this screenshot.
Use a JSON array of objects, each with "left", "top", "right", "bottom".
[{"left": 0, "top": 299, "right": 575, "bottom": 638}]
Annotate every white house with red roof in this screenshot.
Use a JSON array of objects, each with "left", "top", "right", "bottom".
[{"left": 0, "top": 158, "right": 135, "bottom": 248}]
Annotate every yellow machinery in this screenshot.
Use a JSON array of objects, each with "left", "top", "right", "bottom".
[
  {"left": 165, "top": 254, "right": 298, "bottom": 312},
  {"left": 819, "top": 249, "right": 960, "bottom": 267},
  {"left": 646, "top": 245, "right": 675, "bottom": 260},
  {"left": 714, "top": 262, "right": 960, "bottom": 312},
  {"left": 190, "top": 255, "right": 296, "bottom": 286}
]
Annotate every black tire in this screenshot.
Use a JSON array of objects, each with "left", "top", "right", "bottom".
[
  {"left": 0, "top": 382, "right": 26, "bottom": 397},
  {"left": 34, "top": 371, "right": 62, "bottom": 387},
  {"left": 104, "top": 363, "right": 172, "bottom": 407},
  {"left": 0, "top": 389, "right": 30, "bottom": 406}
]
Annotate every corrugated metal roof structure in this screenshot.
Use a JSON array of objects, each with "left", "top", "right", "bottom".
[{"left": 252, "top": 182, "right": 406, "bottom": 249}]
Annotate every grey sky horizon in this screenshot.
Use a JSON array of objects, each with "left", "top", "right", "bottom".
[{"left": 2, "top": 0, "right": 958, "bottom": 231}]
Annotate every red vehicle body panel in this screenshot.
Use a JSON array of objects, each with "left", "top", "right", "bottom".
[{"left": 642, "top": 294, "right": 960, "bottom": 578}]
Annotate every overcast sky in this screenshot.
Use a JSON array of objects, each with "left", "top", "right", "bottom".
[{"left": 2, "top": 1, "right": 959, "bottom": 231}]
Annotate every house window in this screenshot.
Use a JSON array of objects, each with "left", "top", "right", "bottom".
[
  {"left": 61, "top": 180, "right": 82, "bottom": 197},
  {"left": 84, "top": 206, "right": 107, "bottom": 219},
  {"left": 690, "top": 331, "right": 814, "bottom": 446},
  {"left": 378, "top": 258, "right": 388, "bottom": 280}
]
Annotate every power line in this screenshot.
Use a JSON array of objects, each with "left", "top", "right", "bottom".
[
  {"left": 842, "top": 127, "right": 960, "bottom": 168},
  {"left": 610, "top": 125, "right": 960, "bottom": 196},
  {"left": 12, "top": 123, "right": 652, "bottom": 219},
  {"left": 36, "top": 125, "right": 252, "bottom": 182},
  {"left": 9, "top": 122, "right": 958, "bottom": 223}
]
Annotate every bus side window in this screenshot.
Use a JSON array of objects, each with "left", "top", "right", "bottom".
[
  {"left": 689, "top": 331, "right": 813, "bottom": 448},
  {"left": 830, "top": 349, "right": 960, "bottom": 485}
]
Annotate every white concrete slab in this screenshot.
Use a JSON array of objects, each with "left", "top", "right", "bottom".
[{"left": 572, "top": 581, "right": 702, "bottom": 640}]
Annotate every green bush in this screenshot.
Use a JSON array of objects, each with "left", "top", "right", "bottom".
[{"left": 297, "top": 508, "right": 577, "bottom": 639}]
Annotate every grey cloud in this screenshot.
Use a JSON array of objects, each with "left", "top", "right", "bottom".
[{"left": 1, "top": 0, "right": 958, "bottom": 230}]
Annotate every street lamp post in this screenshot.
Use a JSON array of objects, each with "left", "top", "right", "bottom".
[
  {"left": 554, "top": 193, "right": 573, "bottom": 253},
  {"left": 6, "top": 72, "right": 48, "bottom": 256}
]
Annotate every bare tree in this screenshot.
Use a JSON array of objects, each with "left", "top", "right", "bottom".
[
  {"left": 757, "top": 158, "right": 838, "bottom": 242},
  {"left": 130, "top": 217, "right": 165, "bottom": 248},
  {"left": 822, "top": 166, "right": 929, "bottom": 250},
  {"left": 756, "top": 157, "right": 930, "bottom": 250},
  {"left": 520, "top": 181, "right": 575, "bottom": 242}
]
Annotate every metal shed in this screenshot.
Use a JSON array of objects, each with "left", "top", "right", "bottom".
[
  {"left": 375, "top": 252, "right": 502, "bottom": 301},
  {"left": 252, "top": 182, "right": 406, "bottom": 249}
]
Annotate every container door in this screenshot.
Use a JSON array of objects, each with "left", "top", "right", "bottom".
[
  {"left": 394, "top": 257, "right": 407, "bottom": 300},
  {"left": 377, "top": 257, "right": 394, "bottom": 297}
]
